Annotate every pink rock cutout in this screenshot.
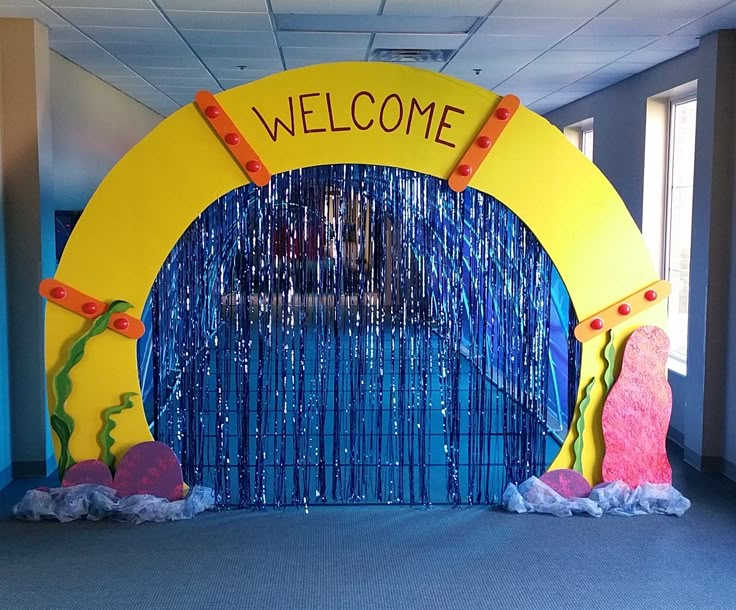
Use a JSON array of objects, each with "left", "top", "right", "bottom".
[
  {"left": 113, "top": 441, "right": 185, "bottom": 501},
  {"left": 62, "top": 459, "right": 114, "bottom": 488},
  {"left": 601, "top": 326, "right": 673, "bottom": 487},
  {"left": 540, "top": 469, "right": 591, "bottom": 498}
]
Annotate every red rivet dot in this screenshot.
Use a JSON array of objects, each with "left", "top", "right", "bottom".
[
  {"left": 618, "top": 303, "right": 632, "bottom": 316},
  {"left": 590, "top": 318, "right": 604, "bottom": 331},
  {"left": 245, "top": 160, "right": 261, "bottom": 173},
  {"left": 204, "top": 105, "right": 221, "bottom": 119},
  {"left": 458, "top": 164, "right": 472, "bottom": 176},
  {"left": 82, "top": 302, "right": 98, "bottom": 315},
  {"left": 644, "top": 290, "right": 658, "bottom": 302},
  {"left": 50, "top": 287, "right": 67, "bottom": 299},
  {"left": 496, "top": 107, "right": 510, "bottom": 120},
  {"left": 113, "top": 318, "right": 130, "bottom": 331},
  {"left": 224, "top": 133, "right": 240, "bottom": 145},
  {"left": 477, "top": 135, "right": 492, "bottom": 148}
]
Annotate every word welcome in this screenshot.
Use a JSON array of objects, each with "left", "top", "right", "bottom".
[{"left": 251, "top": 91, "right": 466, "bottom": 149}]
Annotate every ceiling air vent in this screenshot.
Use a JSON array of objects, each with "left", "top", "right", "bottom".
[{"left": 370, "top": 48, "right": 455, "bottom": 63}]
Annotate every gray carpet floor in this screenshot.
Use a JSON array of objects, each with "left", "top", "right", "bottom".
[{"left": 1, "top": 445, "right": 735, "bottom": 610}]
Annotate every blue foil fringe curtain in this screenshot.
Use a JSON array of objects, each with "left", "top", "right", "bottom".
[{"left": 145, "top": 164, "right": 579, "bottom": 508}]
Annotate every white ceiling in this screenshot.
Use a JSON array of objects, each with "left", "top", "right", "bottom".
[{"left": 1, "top": 0, "right": 735, "bottom": 116}]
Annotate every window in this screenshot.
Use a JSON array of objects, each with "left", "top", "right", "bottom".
[
  {"left": 664, "top": 96, "right": 696, "bottom": 372},
  {"left": 580, "top": 127, "right": 594, "bottom": 161},
  {"left": 563, "top": 118, "right": 594, "bottom": 161},
  {"left": 643, "top": 82, "right": 696, "bottom": 375}
]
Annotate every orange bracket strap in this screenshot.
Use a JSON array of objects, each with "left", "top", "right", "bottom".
[
  {"left": 39, "top": 279, "right": 145, "bottom": 340},
  {"left": 194, "top": 90, "right": 271, "bottom": 187},
  {"left": 448, "top": 94, "right": 520, "bottom": 193},
  {"left": 574, "top": 280, "right": 672, "bottom": 343}
]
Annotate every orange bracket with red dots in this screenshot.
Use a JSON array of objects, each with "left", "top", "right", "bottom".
[
  {"left": 194, "top": 90, "right": 271, "bottom": 187},
  {"left": 573, "top": 279, "right": 672, "bottom": 343},
  {"left": 39, "top": 279, "right": 145, "bottom": 340},
  {"left": 448, "top": 94, "right": 520, "bottom": 193}
]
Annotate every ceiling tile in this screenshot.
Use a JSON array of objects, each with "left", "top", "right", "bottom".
[
  {"left": 146, "top": 76, "right": 219, "bottom": 87},
  {"left": 164, "top": 10, "right": 272, "bottom": 30},
  {"left": 451, "top": 47, "right": 539, "bottom": 65},
  {"left": 137, "top": 66, "right": 212, "bottom": 78},
  {"left": 514, "top": 61, "right": 600, "bottom": 80},
  {"left": 557, "top": 81, "right": 607, "bottom": 94},
  {"left": 372, "top": 33, "right": 467, "bottom": 50},
  {"left": 492, "top": 0, "right": 614, "bottom": 18},
  {"left": 103, "top": 41, "right": 192, "bottom": 56},
  {"left": 48, "top": 0, "right": 153, "bottom": 8},
  {"left": 617, "top": 48, "right": 685, "bottom": 64},
  {"left": 443, "top": 61, "right": 520, "bottom": 82},
  {"left": 576, "top": 64, "right": 639, "bottom": 84},
  {"left": 553, "top": 35, "right": 660, "bottom": 51},
  {"left": 602, "top": 0, "right": 730, "bottom": 19},
  {"left": 79, "top": 27, "right": 182, "bottom": 43},
  {"left": 48, "top": 25, "right": 90, "bottom": 42},
  {"left": 54, "top": 7, "right": 169, "bottom": 28},
  {"left": 382, "top": 0, "right": 495, "bottom": 17},
  {"left": 281, "top": 46, "right": 366, "bottom": 61},
  {"left": 180, "top": 29, "right": 276, "bottom": 46},
  {"left": 673, "top": 2, "right": 736, "bottom": 35},
  {"left": 272, "top": 0, "right": 381, "bottom": 14},
  {"left": 116, "top": 54, "right": 202, "bottom": 69},
  {"left": 536, "top": 49, "right": 629, "bottom": 64},
  {"left": 0, "top": 5, "right": 67, "bottom": 25},
  {"left": 220, "top": 77, "right": 259, "bottom": 88},
  {"left": 274, "top": 14, "right": 477, "bottom": 34},
  {"left": 157, "top": 0, "right": 267, "bottom": 10},
  {"left": 643, "top": 35, "right": 700, "bottom": 51},
  {"left": 0, "top": 0, "right": 39, "bottom": 6},
  {"left": 461, "top": 34, "right": 560, "bottom": 51},
  {"left": 192, "top": 44, "right": 280, "bottom": 59},
  {"left": 211, "top": 68, "right": 276, "bottom": 79},
  {"left": 201, "top": 56, "right": 282, "bottom": 70},
  {"left": 285, "top": 58, "right": 340, "bottom": 69},
  {"left": 477, "top": 16, "right": 586, "bottom": 36},
  {"left": 574, "top": 17, "right": 689, "bottom": 36},
  {"left": 276, "top": 32, "right": 371, "bottom": 48}
]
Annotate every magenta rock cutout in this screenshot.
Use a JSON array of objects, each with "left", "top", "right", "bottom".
[
  {"left": 540, "top": 469, "right": 591, "bottom": 498},
  {"left": 113, "top": 441, "right": 185, "bottom": 501},
  {"left": 62, "top": 459, "right": 114, "bottom": 488},
  {"left": 602, "top": 326, "right": 673, "bottom": 487}
]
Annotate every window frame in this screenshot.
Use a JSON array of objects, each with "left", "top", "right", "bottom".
[{"left": 663, "top": 93, "right": 697, "bottom": 375}]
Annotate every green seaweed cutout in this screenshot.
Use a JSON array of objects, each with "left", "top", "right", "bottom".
[
  {"left": 602, "top": 329, "right": 617, "bottom": 396},
  {"left": 51, "top": 299, "right": 132, "bottom": 478},
  {"left": 99, "top": 392, "right": 137, "bottom": 469},
  {"left": 573, "top": 377, "right": 596, "bottom": 474}
]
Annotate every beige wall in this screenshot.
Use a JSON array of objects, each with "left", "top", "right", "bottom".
[{"left": 50, "top": 51, "right": 162, "bottom": 211}]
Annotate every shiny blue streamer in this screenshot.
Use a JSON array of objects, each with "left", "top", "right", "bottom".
[{"left": 145, "top": 165, "right": 579, "bottom": 508}]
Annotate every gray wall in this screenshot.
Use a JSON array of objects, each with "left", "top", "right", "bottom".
[
  {"left": 546, "top": 31, "right": 736, "bottom": 479},
  {"left": 0, "top": 27, "right": 162, "bottom": 488}
]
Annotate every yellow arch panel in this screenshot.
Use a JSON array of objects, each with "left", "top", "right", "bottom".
[{"left": 45, "top": 62, "right": 666, "bottom": 484}]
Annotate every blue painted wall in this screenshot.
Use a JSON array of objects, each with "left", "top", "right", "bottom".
[{"left": 546, "top": 32, "right": 736, "bottom": 480}]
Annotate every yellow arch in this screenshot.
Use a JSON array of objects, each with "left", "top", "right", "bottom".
[{"left": 45, "top": 62, "right": 665, "bottom": 484}]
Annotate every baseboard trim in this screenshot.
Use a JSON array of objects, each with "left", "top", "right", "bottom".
[
  {"left": 723, "top": 459, "right": 736, "bottom": 483},
  {"left": 667, "top": 427, "right": 684, "bottom": 448},
  {"left": 0, "top": 465, "right": 10, "bottom": 490},
  {"left": 12, "top": 459, "right": 52, "bottom": 479},
  {"left": 683, "top": 448, "right": 723, "bottom": 472}
]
